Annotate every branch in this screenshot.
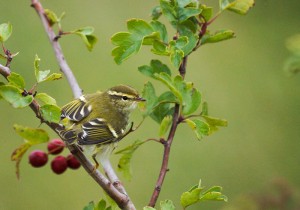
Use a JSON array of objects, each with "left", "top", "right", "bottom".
[
  {"left": 30, "top": 0, "right": 135, "bottom": 209},
  {"left": 148, "top": 56, "right": 188, "bottom": 207},
  {"left": 31, "top": 0, "right": 82, "bottom": 99}
]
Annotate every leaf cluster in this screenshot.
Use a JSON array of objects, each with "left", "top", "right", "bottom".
[{"left": 44, "top": 9, "right": 98, "bottom": 51}]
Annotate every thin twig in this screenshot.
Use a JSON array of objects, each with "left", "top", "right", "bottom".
[
  {"left": 148, "top": 56, "right": 188, "bottom": 207},
  {"left": 31, "top": 0, "right": 82, "bottom": 99}
]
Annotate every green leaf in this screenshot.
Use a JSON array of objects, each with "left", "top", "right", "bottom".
[
  {"left": 13, "top": 124, "right": 49, "bottom": 145},
  {"left": 111, "top": 19, "right": 158, "bottom": 64},
  {"left": 43, "top": 73, "right": 62, "bottom": 82},
  {"left": 160, "top": 200, "right": 175, "bottom": 210},
  {"left": 185, "top": 119, "right": 210, "bottom": 140},
  {"left": 73, "top": 27, "right": 98, "bottom": 51},
  {"left": 201, "top": 30, "right": 235, "bottom": 45},
  {"left": 140, "top": 81, "right": 158, "bottom": 117},
  {"left": 7, "top": 72, "right": 25, "bottom": 89},
  {"left": 115, "top": 140, "right": 145, "bottom": 181},
  {"left": 151, "top": 5, "right": 162, "bottom": 20},
  {"left": 150, "top": 91, "right": 176, "bottom": 123},
  {"left": 173, "top": 75, "right": 201, "bottom": 115},
  {"left": 44, "top": 9, "right": 59, "bottom": 26},
  {"left": 154, "top": 72, "right": 182, "bottom": 102},
  {"left": 169, "top": 36, "right": 188, "bottom": 68},
  {"left": 220, "top": 0, "right": 255, "bottom": 15},
  {"left": 96, "top": 199, "right": 107, "bottom": 210},
  {"left": 83, "top": 201, "right": 95, "bottom": 210},
  {"left": 178, "top": 7, "right": 202, "bottom": 23},
  {"left": 159, "top": 115, "right": 172, "bottom": 137},
  {"left": 138, "top": 60, "right": 171, "bottom": 79},
  {"left": 181, "top": 186, "right": 202, "bottom": 208},
  {"left": 35, "top": 93, "right": 57, "bottom": 105},
  {"left": 177, "top": 25, "right": 198, "bottom": 55},
  {"left": 150, "top": 20, "right": 168, "bottom": 43},
  {"left": 0, "top": 22, "right": 12, "bottom": 42},
  {"left": 0, "top": 85, "right": 33, "bottom": 108},
  {"left": 200, "top": 186, "right": 228, "bottom": 202},
  {"left": 202, "top": 115, "right": 228, "bottom": 133},
  {"left": 202, "top": 101, "right": 208, "bottom": 115},
  {"left": 160, "top": 0, "right": 177, "bottom": 25},
  {"left": 200, "top": 5, "right": 213, "bottom": 22},
  {"left": 11, "top": 143, "right": 31, "bottom": 179},
  {"left": 40, "top": 104, "right": 61, "bottom": 123}
]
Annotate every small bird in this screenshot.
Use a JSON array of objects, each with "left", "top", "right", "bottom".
[{"left": 57, "top": 85, "right": 145, "bottom": 169}]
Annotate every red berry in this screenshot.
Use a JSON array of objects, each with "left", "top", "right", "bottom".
[
  {"left": 67, "top": 154, "right": 81, "bottom": 169},
  {"left": 29, "top": 150, "right": 48, "bottom": 167},
  {"left": 51, "top": 155, "right": 67, "bottom": 174},
  {"left": 47, "top": 139, "right": 65, "bottom": 155}
]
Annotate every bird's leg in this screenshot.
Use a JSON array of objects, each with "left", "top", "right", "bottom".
[{"left": 92, "top": 153, "right": 99, "bottom": 172}]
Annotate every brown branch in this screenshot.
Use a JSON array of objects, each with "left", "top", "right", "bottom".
[
  {"left": 30, "top": 0, "right": 135, "bottom": 209},
  {"left": 148, "top": 56, "right": 188, "bottom": 207}
]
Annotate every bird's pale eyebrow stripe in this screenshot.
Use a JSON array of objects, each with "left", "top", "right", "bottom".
[{"left": 107, "top": 90, "right": 135, "bottom": 99}]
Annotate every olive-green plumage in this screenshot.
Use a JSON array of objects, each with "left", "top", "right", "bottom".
[{"left": 57, "top": 85, "right": 144, "bottom": 168}]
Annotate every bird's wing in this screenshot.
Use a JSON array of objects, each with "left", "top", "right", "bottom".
[
  {"left": 61, "top": 96, "right": 92, "bottom": 122},
  {"left": 78, "top": 118, "right": 122, "bottom": 145}
]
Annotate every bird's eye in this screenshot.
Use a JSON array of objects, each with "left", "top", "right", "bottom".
[{"left": 122, "top": 96, "right": 128, "bottom": 100}]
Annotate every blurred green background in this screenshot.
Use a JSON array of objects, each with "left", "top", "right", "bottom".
[{"left": 1, "top": 0, "right": 300, "bottom": 209}]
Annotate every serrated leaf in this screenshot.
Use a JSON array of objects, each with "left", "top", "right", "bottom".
[
  {"left": 35, "top": 93, "right": 57, "bottom": 105},
  {"left": 178, "top": 7, "right": 202, "bottom": 23},
  {"left": 138, "top": 60, "right": 171, "bottom": 79},
  {"left": 13, "top": 124, "right": 49, "bottom": 144},
  {"left": 154, "top": 72, "right": 182, "bottom": 102},
  {"left": 0, "top": 22, "right": 12, "bottom": 42},
  {"left": 202, "top": 115, "right": 228, "bottom": 127},
  {"left": 128, "top": 19, "right": 154, "bottom": 37},
  {"left": 181, "top": 187, "right": 202, "bottom": 208},
  {"left": 7, "top": 72, "right": 25, "bottom": 89},
  {"left": 177, "top": 25, "right": 198, "bottom": 55},
  {"left": 185, "top": 119, "right": 210, "bottom": 140},
  {"left": 115, "top": 140, "right": 145, "bottom": 181},
  {"left": 202, "top": 30, "right": 235, "bottom": 45},
  {"left": 173, "top": 76, "right": 201, "bottom": 115},
  {"left": 159, "top": 115, "right": 172, "bottom": 137},
  {"left": 202, "top": 115, "right": 228, "bottom": 133},
  {"left": 40, "top": 104, "right": 61, "bottom": 123},
  {"left": 160, "top": 200, "right": 175, "bottom": 210},
  {"left": 220, "top": 0, "right": 255, "bottom": 15},
  {"left": 73, "top": 27, "right": 98, "bottom": 51},
  {"left": 150, "top": 20, "right": 168, "bottom": 43},
  {"left": 200, "top": 186, "right": 228, "bottom": 202},
  {"left": 0, "top": 85, "right": 33, "bottom": 108},
  {"left": 11, "top": 143, "right": 31, "bottom": 179},
  {"left": 111, "top": 19, "right": 158, "bottom": 64}
]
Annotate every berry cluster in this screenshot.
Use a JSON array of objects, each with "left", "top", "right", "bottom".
[{"left": 28, "top": 139, "right": 81, "bottom": 174}]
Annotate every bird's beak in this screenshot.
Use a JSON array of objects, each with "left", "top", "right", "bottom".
[{"left": 135, "top": 97, "right": 146, "bottom": 102}]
